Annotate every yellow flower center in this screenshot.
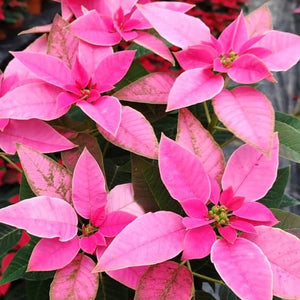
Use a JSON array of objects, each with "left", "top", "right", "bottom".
[
  {"left": 220, "top": 51, "right": 239, "bottom": 68},
  {"left": 208, "top": 205, "right": 230, "bottom": 226}
]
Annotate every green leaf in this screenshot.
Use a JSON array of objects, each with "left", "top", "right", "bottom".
[
  {"left": 130, "top": 43, "right": 153, "bottom": 58},
  {"left": 0, "top": 224, "right": 22, "bottom": 257},
  {"left": 218, "top": 285, "right": 240, "bottom": 300},
  {"left": 259, "top": 167, "right": 290, "bottom": 208},
  {"left": 272, "top": 208, "right": 300, "bottom": 230},
  {"left": 194, "top": 290, "right": 217, "bottom": 300},
  {"left": 96, "top": 273, "right": 131, "bottom": 300},
  {"left": 131, "top": 154, "right": 183, "bottom": 214},
  {"left": 4, "top": 281, "right": 26, "bottom": 300},
  {"left": 25, "top": 279, "right": 52, "bottom": 300},
  {"left": 275, "top": 112, "right": 300, "bottom": 163},
  {"left": 0, "top": 242, "right": 32, "bottom": 284},
  {"left": 19, "top": 174, "right": 35, "bottom": 201},
  {"left": 280, "top": 194, "right": 299, "bottom": 208}
]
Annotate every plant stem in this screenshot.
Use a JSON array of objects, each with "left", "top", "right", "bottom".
[
  {"left": 203, "top": 101, "right": 211, "bottom": 124},
  {"left": 214, "top": 126, "right": 229, "bottom": 132},
  {"left": 0, "top": 154, "right": 22, "bottom": 172},
  {"left": 220, "top": 136, "right": 238, "bottom": 148},
  {"left": 192, "top": 272, "right": 225, "bottom": 285},
  {"left": 208, "top": 112, "right": 218, "bottom": 134}
]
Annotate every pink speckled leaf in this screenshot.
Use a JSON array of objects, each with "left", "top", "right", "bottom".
[
  {"left": 211, "top": 238, "right": 273, "bottom": 300},
  {"left": 28, "top": 236, "right": 80, "bottom": 271},
  {"left": 242, "top": 226, "right": 300, "bottom": 299},
  {"left": 72, "top": 148, "right": 107, "bottom": 219},
  {"left": 95, "top": 211, "right": 185, "bottom": 272},
  {"left": 167, "top": 68, "right": 224, "bottom": 111},
  {"left": 159, "top": 135, "right": 210, "bottom": 203},
  {"left": 0, "top": 119, "right": 75, "bottom": 154},
  {"left": 47, "top": 14, "right": 79, "bottom": 68},
  {"left": 212, "top": 86, "right": 274, "bottom": 154},
  {"left": 133, "top": 31, "right": 174, "bottom": 64},
  {"left": 176, "top": 108, "right": 225, "bottom": 183},
  {"left": 222, "top": 133, "right": 278, "bottom": 201},
  {"left": 137, "top": 3, "right": 210, "bottom": 48},
  {"left": 0, "top": 196, "right": 78, "bottom": 241},
  {"left": 106, "top": 183, "right": 144, "bottom": 216},
  {"left": 107, "top": 266, "right": 149, "bottom": 290},
  {"left": 114, "top": 73, "right": 176, "bottom": 104},
  {"left": 135, "top": 261, "right": 193, "bottom": 300},
  {"left": 245, "top": 5, "right": 273, "bottom": 37},
  {"left": 97, "top": 105, "right": 159, "bottom": 159},
  {"left": 17, "top": 144, "right": 72, "bottom": 203},
  {"left": 50, "top": 254, "right": 98, "bottom": 300}
]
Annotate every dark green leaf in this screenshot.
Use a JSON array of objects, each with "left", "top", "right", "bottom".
[
  {"left": 272, "top": 208, "right": 300, "bottom": 230},
  {"left": 131, "top": 154, "right": 183, "bottom": 214},
  {"left": 130, "top": 43, "right": 153, "bottom": 58},
  {"left": 96, "top": 273, "right": 132, "bottom": 300},
  {"left": 280, "top": 194, "right": 300, "bottom": 208},
  {"left": 0, "top": 224, "right": 22, "bottom": 257},
  {"left": 19, "top": 174, "right": 35, "bottom": 200},
  {"left": 218, "top": 285, "right": 240, "bottom": 300},
  {"left": 25, "top": 279, "right": 52, "bottom": 300},
  {"left": 194, "top": 290, "right": 217, "bottom": 300},
  {"left": 4, "top": 281, "right": 26, "bottom": 300},
  {"left": 275, "top": 112, "right": 300, "bottom": 163},
  {"left": 259, "top": 167, "right": 290, "bottom": 208}
]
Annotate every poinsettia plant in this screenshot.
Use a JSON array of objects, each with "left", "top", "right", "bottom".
[{"left": 0, "top": 0, "right": 300, "bottom": 299}]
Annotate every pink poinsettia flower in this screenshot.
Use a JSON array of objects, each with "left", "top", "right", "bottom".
[
  {"left": 0, "top": 148, "right": 143, "bottom": 271},
  {"left": 0, "top": 73, "right": 75, "bottom": 154},
  {"left": 69, "top": 0, "right": 195, "bottom": 63},
  {"left": 168, "top": 9, "right": 300, "bottom": 111}
]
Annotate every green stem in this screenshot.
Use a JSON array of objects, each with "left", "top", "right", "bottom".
[
  {"left": 102, "top": 141, "right": 110, "bottom": 158},
  {"left": 220, "top": 136, "right": 238, "bottom": 148},
  {"left": 207, "top": 112, "right": 218, "bottom": 134},
  {"left": 0, "top": 154, "right": 22, "bottom": 173},
  {"left": 192, "top": 272, "right": 225, "bottom": 285},
  {"left": 203, "top": 101, "right": 211, "bottom": 124},
  {"left": 214, "top": 126, "right": 229, "bottom": 132}
]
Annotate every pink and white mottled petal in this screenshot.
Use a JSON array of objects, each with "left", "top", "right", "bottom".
[
  {"left": 245, "top": 5, "right": 273, "bottom": 37},
  {"left": 149, "top": 2, "right": 194, "bottom": 13},
  {"left": 0, "top": 82, "right": 68, "bottom": 121},
  {"left": 97, "top": 105, "right": 159, "bottom": 159},
  {"left": 92, "top": 51, "right": 135, "bottom": 88},
  {"left": 242, "top": 226, "right": 300, "bottom": 299},
  {"left": 182, "top": 226, "right": 216, "bottom": 260},
  {"left": 99, "top": 211, "right": 136, "bottom": 237},
  {"left": 0, "top": 196, "right": 78, "bottom": 241},
  {"left": 218, "top": 226, "right": 237, "bottom": 244},
  {"left": 70, "top": 10, "right": 121, "bottom": 46},
  {"left": 137, "top": 4, "right": 210, "bottom": 48},
  {"left": 175, "top": 46, "right": 217, "bottom": 70},
  {"left": 107, "top": 183, "right": 144, "bottom": 216},
  {"left": 135, "top": 261, "right": 193, "bottom": 300},
  {"left": 218, "top": 12, "right": 249, "bottom": 53},
  {"left": 72, "top": 148, "right": 107, "bottom": 219},
  {"left": 95, "top": 211, "right": 185, "bottom": 272},
  {"left": 107, "top": 266, "right": 149, "bottom": 290},
  {"left": 80, "top": 231, "right": 106, "bottom": 254},
  {"left": 177, "top": 108, "right": 225, "bottom": 183},
  {"left": 133, "top": 31, "right": 174, "bottom": 64},
  {"left": 0, "top": 119, "right": 75, "bottom": 154},
  {"left": 78, "top": 42, "right": 113, "bottom": 75},
  {"left": 28, "top": 237, "right": 80, "bottom": 271},
  {"left": 77, "top": 96, "right": 121, "bottom": 135},
  {"left": 211, "top": 238, "right": 273, "bottom": 300},
  {"left": 252, "top": 30, "right": 300, "bottom": 71},
  {"left": 11, "top": 52, "right": 73, "bottom": 89},
  {"left": 180, "top": 200, "right": 208, "bottom": 219},
  {"left": 228, "top": 54, "right": 272, "bottom": 84},
  {"left": 167, "top": 68, "right": 224, "bottom": 111},
  {"left": 50, "top": 254, "right": 99, "bottom": 300},
  {"left": 114, "top": 72, "right": 176, "bottom": 104},
  {"left": 159, "top": 135, "right": 210, "bottom": 203},
  {"left": 222, "top": 133, "right": 279, "bottom": 201},
  {"left": 182, "top": 217, "right": 213, "bottom": 230},
  {"left": 17, "top": 143, "right": 72, "bottom": 202},
  {"left": 213, "top": 87, "right": 275, "bottom": 154}
]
